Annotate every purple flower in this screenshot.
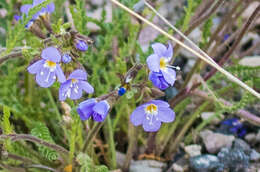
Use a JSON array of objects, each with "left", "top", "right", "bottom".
[
  {"left": 77, "top": 99, "right": 110, "bottom": 122},
  {"left": 14, "top": 15, "right": 21, "bottom": 21},
  {"left": 20, "top": 0, "right": 55, "bottom": 21},
  {"left": 75, "top": 40, "right": 88, "bottom": 52},
  {"left": 59, "top": 69, "right": 94, "bottom": 101},
  {"left": 130, "top": 100, "right": 175, "bottom": 132},
  {"left": 62, "top": 53, "right": 72, "bottom": 64},
  {"left": 77, "top": 98, "right": 97, "bottom": 120},
  {"left": 27, "top": 47, "right": 66, "bottom": 88},
  {"left": 149, "top": 71, "right": 172, "bottom": 90},
  {"left": 147, "top": 43, "right": 176, "bottom": 89}
]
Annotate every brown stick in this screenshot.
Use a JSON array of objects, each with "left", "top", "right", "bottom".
[
  {"left": 204, "top": 4, "right": 260, "bottom": 81},
  {"left": 192, "top": 90, "right": 260, "bottom": 126}
]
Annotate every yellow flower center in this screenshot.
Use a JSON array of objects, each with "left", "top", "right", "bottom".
[
  {"left": 160, "top": 58, "right": 167, "bottom": 70},
  {"left": 71, "top": 79, "right": 77, "bottom": 83},
  {"left": 46, "top": 60, "right": 56, "bottom": 68},
  {"left": 145, "top": 104, "right": 158, "bottom": 114}
]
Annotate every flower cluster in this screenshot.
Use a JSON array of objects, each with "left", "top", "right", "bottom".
[
  {"left": 27, "top": 47, "right": 94, "bottom": 100},
  {"left": 129, "top": 42, "right": 177, "bottom": 132},
  {"left": 24, "top": 1, "right": 176, "bottom": 132},
  {"left": 18, "top": 0, "right": 54, "bottom": 28}
]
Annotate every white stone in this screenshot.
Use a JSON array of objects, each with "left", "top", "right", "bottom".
[
  {"left": 239, "top": 56, "right": 260, "bottom": 67},
  {"left": 184, "top": 144, "right": 202, "bottom": 157}
]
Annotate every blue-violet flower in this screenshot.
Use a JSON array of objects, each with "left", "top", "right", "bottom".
[
  {"left": 77, "top": 99, "right": 110, "bottom": 122},
  {"left": 27, "top": 47, "right": 66, "bottom": 88},
  {"left": 130, "top": 100, "right": 175, "bottom": 132},
  {"left": 62, "top": 53, "right": 72, "bottom": 64},
  {"left": 20, "top": 0, "right": 55, "bottom": 22},
  {"left": 59, "top": 69, "right": 94, "bottom": 101},
  {"left": 75, "top": 40, "right": 88, "bottom": 52},
  {"left": 147, "top": 43, "right": 176, "bottom": 90}
]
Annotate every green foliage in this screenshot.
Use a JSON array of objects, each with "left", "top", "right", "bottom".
[
  {"left": 70, "top": 0, "right": 88, "bottom": 35},
  {"left": 76, "top": 153, "right": 109, "bottom": 172},
  {"left": 1, "top": 106, "right": 13, "bottom": 152},
  {"left": 0, "top": 0, "right": 259, "bottom": 171},
  {"left": 31, "top": 122, "right": 58, "bottom": 161},
  {"left": 200, "top": 17, "right": 213, "bottom": 48}
]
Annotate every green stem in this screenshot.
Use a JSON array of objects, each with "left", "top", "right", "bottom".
[
  {"left": 168, "top": 102, "right": 209, "bottom": 155},
  {"left": 105, "top": 116, "right": 117, "bottom": 169},
  {"left": 184, "top": 110, "right": 222, "bottom": 144},
  {"left": 46, "top": 89, "right": 69, "bottom": 140},
  {"left": 82, "top": 122, "right": 104, "bottom": 152},
  {"left": 46, "top": 89, "right": 61, "bottom": 122}
]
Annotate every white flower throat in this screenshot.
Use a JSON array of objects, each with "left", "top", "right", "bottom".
[
  {"left": 42, "top": 60, "right": 57, "bottom": 82},
  {"left": 145, "top": 104, "right": 159, "bottom": 125},
  {"left": 159, "top": 57, "right": 180, "bottom": 71}
]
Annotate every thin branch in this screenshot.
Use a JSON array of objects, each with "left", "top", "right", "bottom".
[
  {"left": 6, "top": 152, "right": 35, "bottom": 164},
  {"left": 0, "top": 134, "right": 69, "bottom": 156},
  {"left": 82, "top": 122, "right": 104, "bottom": 152},
  {"left": 204, "top": 4, "right": 260, "bottom": 81},
  {"left": 110, "top": 0, "right": 260, "bottom": 99},
  {"left": 25, "top": 164, "right": 60, "bottom": 172},
  {"left": 192, "top": 90, "right": 260, "bottom": 126},
  {"left": 0, "top": 51, "right": 23, "bottom": 64}
]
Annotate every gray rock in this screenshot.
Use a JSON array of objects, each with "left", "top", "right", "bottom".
[
  {"left": 184, "top": 144, "right": 202, "bottom": 157},
  {"left": 189, "top": 154, "right": 223, "bottom": 172},
  {"left": 233, "top": 139, "right": 251, "bottom": 155},
  {"left": 250, "top": 150, "right": 260, "bottom": 161},
  {"left": 245, "top": 133, "right": 256, "bottom": 143},
  {"left": 218, "top": 147, "right": 250, "bottom": 172},
  {"left": 200, "top": 112, "right": 223, "bottom": 124},
  {"left": 200, "top": 130, "right": 235, "bottom": 153},
  {"left": 171, "top": 163, "right": 185, "bottom": 172},
  {"left": 168, "top": 156, "right": 189, "bottom": 172},
  {"left": 256, "top": 130, "right": 260, "bottom": 142},
  {"left": 129, "top": 160, "right": 166, "bottom": 172},
  {"left": 133, "top": 0, "right": 145, "bottom": 13},
  {"left": 116, "top": 151, "right": 129, "bottom": 168},
  {"left": 247, "top": 163, "right": 260, "bottom": 172}
]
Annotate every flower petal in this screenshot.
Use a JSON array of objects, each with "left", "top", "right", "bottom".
[
  {"left": 130, "top": 106, "right": 146, "bottom": 126},
  {"left": 142, "top": 119, "right": 161, "bottom": 132},
  {"left": 46, "top": 2, "right": 55, "bottom": 13},
  {"left": 69, "top": 84, "right": 83, "bottom": 100},
  {"left": 158, "top": 107, "right": 175, "bottom": 122},
  {"left": 77, "top": 99, "right": 96, "bottom": 120},
  {"left": 33, "top": 0, "right": 45, "bottom": 6},
  {"left": 27, "top": 59, "right": 45, "bottom": 74},
  {"left": 41, "top": 47, "right": 61, "bottom": 62},
  {"left": 93, "top": 100, "right": 110, "bottom": 116},
  {"left": 79, "top": 81, "right": 94, "bottom": 94},
  {"left": 149, "top": 100, "right": 170, "bottom": 108},
  {"left": 163, "top": 42, "right": 173, "bottom": 60},
  {"left": 152, "top": 43, "right": 167, "bottom": 57},
  {"left": 68, "top": 69, "right": 87, "bottom": 80},
  {"left": 92, "top": 112, "right": 106, "bottom": 122},
  {"left": 161, "top": 68, "right": 176, "bottom": 86},
  {"left": 20, "top": 4, "right": 33, "bottom": 15},
  {"left": 146, "top": 54, "right": 160, "bottom": 72},
  {"left": 35, "top": 67, "right": 56, "bottom": 87},
  {"left": 55, "top": 64, "right": 66, "bottom": 83},
  {"left": 149, "top": 71, "right": 169, "bottom": 90},
  {"left": 59, "top": 80, "right": 71, "bottom": 101}
]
